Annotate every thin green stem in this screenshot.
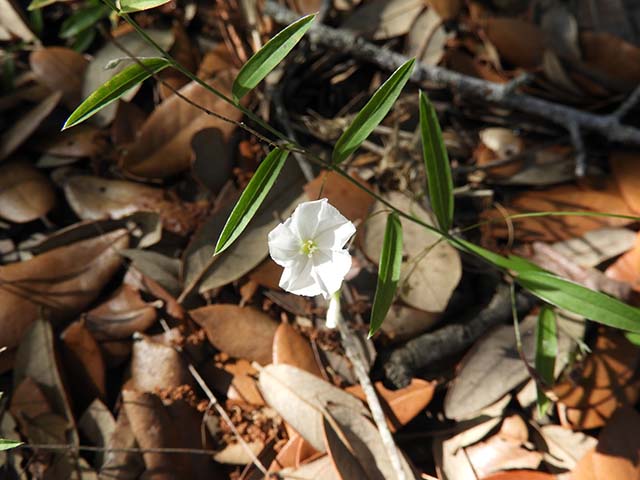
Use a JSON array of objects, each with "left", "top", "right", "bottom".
[{"left": 102, "top": 0, "right": 291, "bottom": 144}]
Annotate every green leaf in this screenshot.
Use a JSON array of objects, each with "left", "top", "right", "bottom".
[
  {"left": 59, "top": 4, "right": 110, "bottom": 39},
  {"left": 28, "top": 0, "right": 60, "bottom": 10},
  {"left": 369, "top": 213, "right": 403, "bottom": 337},
  {"left": 63, "top": 57, "right": 170, "bottom": 130},
  {"left": 0, "top": 439, "right": 23, "bottom": 451},
  {"left": 232, "top": 14, "right": 315, "bottom": 102},
  {"left": 119, "top": 0, "right": 172, "bottom": 13},
  {"left": 534, "top": 306, "right": 557, "bottom": 416},
  {"left": 332, "top": 58, "right": 415, "bottom": 164},
  {"left": 517, "top": 271, "right": 640, "bottom": 333},
  {"left": 419, "top": 91, "right": 453, "bottom": 232},
  {"left": 454, "top": 238, "right": 544, "bottom": 273},
  {"left": 215, "top": 148, "right": 289, "bottom": 254},
  {"left": 626, "top": 332, "right": 640, "bottom": 345}
]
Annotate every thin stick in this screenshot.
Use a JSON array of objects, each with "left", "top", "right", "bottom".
[{"left": 334, "top": 290, "right": 407, "bottom": 480}]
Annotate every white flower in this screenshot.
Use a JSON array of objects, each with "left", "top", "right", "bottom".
[{"left": 268, "top": 198, "right": 355, "bottom": 299}]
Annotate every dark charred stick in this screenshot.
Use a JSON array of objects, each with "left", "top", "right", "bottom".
[
  {"left": 264, "top": 1, "right": 640, "bottom": 147},
  {"left": 383, "top": 283, "right": 537, "bottom": 388}
]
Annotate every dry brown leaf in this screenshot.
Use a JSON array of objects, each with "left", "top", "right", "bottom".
[
  {"left": 465, "top": 415, "right": 543, "bottom": 478},
  {"left": 269, "top": 432, "right": 320, "bottom": 472},
  {"left": 78, "top": 399, "right": 116, "bottom": 471},
  {"left": 571, "top": 447, "right": 598, "bottom": 480},
  {"left": 272, "top": 322, "right": 322, "bottom": 377},
  {"left": 29, "top": 47, "right": 88, "bottom": 108},
  {"left": 258, "top": 364, "right": 368, "bottom": 452},
  {"left": 341, "top": 0, "right": 424, "bottom": 40},
  {"left": 554, "top": 328, "right": 640, "bottom": 430},
  {"left": 221, "top": 358, "right": 265, "bottom": 406},
  {"left": 539, "top": 425, "right": 597, "bottom": 471},
  {"left": 580, "top": 32, "right": 640, "bottom": 90},
  {"left": 190, "top": 304, "right": 279, "bottom": 365},
  {"left": 85, "top": 284, "right": 157, "bottom": 341},
  {"left": 380, "top": 304, "right": 441, "bottom": 342},
  {"left": 64, "top": 175, "right": 204, "bottom": 235},
  {"left": 482, "top": 471, "right": 555, "bottom": 480},
  {"left": 304, "top": 170, "right": 375, "bottom": 224},
  {"left": 485, "top": 180, "right": 635, "bottom": 242},
  {"left": 0, "top": 162, "right": 56, "bottom": 223},
  {"left": 425, "top": 0, "right": 461, "bottom": 21},
  {"left": 99, "top": 409, "right": 145, "bottom": 479},
  {"left": 0, "top": 91, "right": 61, "bottom": 161},
  {"left": 323, "top": 403, "right": 416, "bottom": 479},
  {"left": 550, "top": 228, "right": 637, "bottom": 269},
  {"left": 346, "top": 379, "right": 436, "bottom": 432},
  {"left": 606, "top": 232, "right": 640, "bottom": 293},
  {"left": 610, "top": 151, "right": 640, "bottom": 213},
  {"left": 60, "top": 319, "right": 107, "bottom": 409},
  {"left": 248, "top": 258, "right": 283, "bottom": 290},
  {"left": 122, "top": 389, "right": 194, "bottom": 478},
  {"left": 0, "top": 0, "right": 36, "bottom": 42},
  {"left": 482, "top": 17, "right": 545, "bottom": 68},
  {"left": 406, "top": 8, "right": 452, "bottom": 66},
  {"left": 39, "top": 125, "right": 106, "bottom": 158},
  {"left": 130, "top": 332, "right": 192, "bottom": 392},
  {"left": 363, "top": 192, "right": 461, "bottom": 313},
  {"left": 591, "top": 406, "right": 640, "bottom": 480},
  {"left": 279, "top": 455, "right": 340, "bottom": 480},
  {"left": 120, "top": 70, "right": 242, "bottom": 178},
  {"left": 0, "top": 229, "right": 128, "bottom": 356}
]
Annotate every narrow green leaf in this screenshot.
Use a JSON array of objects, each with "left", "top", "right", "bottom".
[
  {"left": 215, "top": 148, "right": 289, "bottom": 254},
  {"left": 534, "top": 306, "right": 557, "bottom": 416},
  {"left": 332, "top": 58, "right": 415, "bottom": 164},
  {"left": 232, "top": 14, "right": 315, "bottom": 102},
  {"left": 369, "top": 213, "right": 403, "bottom": 337},
  {"left": 59, "top": 4, "right": 110, "bottom": 39},
  {"left": 453, "top": 238, "right": 544, "bottom": 273},
  {"left": 626, "top": 332, "right": 640, "bottom": 345},
  {"left": 119, "top": 0, "right": 172, "bottom": 13},
  {"left": 517, "top": 271, "right": 640, "bottom": 333},
  {"left": 0, "top": 439, "right": 23, "bottom": 451},
  {"left": 419, "top": 91, "right": 453, "bottom": 231},
  {"left": 63, "top": 57, "right": 170, "bottom": 130},
  {"left": 28, "top": 0, "right": 60, "bottom": 10}
]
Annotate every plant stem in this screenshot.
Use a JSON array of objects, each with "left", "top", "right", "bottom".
[{"left": 334, "top": 289, "right": 408, "bottom": 480}]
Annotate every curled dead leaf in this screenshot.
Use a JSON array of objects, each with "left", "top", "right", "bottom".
[
  {"left": 191, "top": 304, "right": 278, "bottom": 365},
  {"left": 29, "top": 47, "right": 88, "bottom": 108},
  {"left": 120, "top": 70, "right": 242, "bottom": 178},
  {"left": 0, "top": 229, "right": 129, "bottom": 356},
  {"left": 0, "top": 162, "right": 56, "bottom": 223}
]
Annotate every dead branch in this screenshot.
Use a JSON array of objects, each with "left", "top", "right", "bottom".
[
  {"left": 264, "top": 1, "right": 640, "bottom": 147},
  {"left": 383, "top": 283, "right": 536, "bottom": 388}
]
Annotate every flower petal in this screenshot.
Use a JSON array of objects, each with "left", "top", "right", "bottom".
[
  {"left": 311, "top": 249, "right": 352, "bottom": 298},
  {"left": 314, "top": 220, "right": 356, "bottom": 250},
  {"left": 268, "top": 219, "right": 301, "bottom": 267},
  {"left": 290, "top": 199, "right": 326, "bottom": 240},
  {"left": 279, "top": 256, "right": 323, "bottom": 297}
]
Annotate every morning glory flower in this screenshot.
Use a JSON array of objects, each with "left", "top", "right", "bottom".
[{"left": 268, "top": 198, "right": 355, "bottom": 299}]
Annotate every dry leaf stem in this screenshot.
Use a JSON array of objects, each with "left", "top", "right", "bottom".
[{"left": 336, "top": 288, "right": 408, "bottom": 480}]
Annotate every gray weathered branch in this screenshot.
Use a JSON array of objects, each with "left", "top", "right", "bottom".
[{"left": 265, "top": 1, "right": 640, "bottom": 146}]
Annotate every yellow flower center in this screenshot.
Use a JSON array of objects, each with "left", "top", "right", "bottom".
[{"left": 301, "top": 239, "right": 318, "bottom": 257}]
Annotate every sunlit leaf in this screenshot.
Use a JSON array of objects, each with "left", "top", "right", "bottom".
[
  {"left": 535, "top": 306, "right": 557, "bottom": 416},
  {"left": 63, "top": 57, "right": 170, "bottom": 130},
  {"left": 517, "top": 271, "right": 640, "bottom": 333},
  {"left": 119, "top": 0, "right": 171, "bottom": 12},
  {"left": 369, "top": 213, "right": 403, "bottom": 337},
  {"left": 232, "top": 14, "right": 315, "bottom": 102},
  {"left": 453, "top": 238, "right": 543, "bottom": 273},
  {"left": 59, "top": 4, "right": 110, "bottom": 39},
  {"left": 215, "top": 148, "right": 289, "bottom": 254},
  {"left": 332, "top": 58, "right": 415, "bottom": 164},
  {"left": 0, "top": 439, "right": 22, "bottom": 451},
  {"left": 419, "top": 91, "right": 453, "bottom": 231}
]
